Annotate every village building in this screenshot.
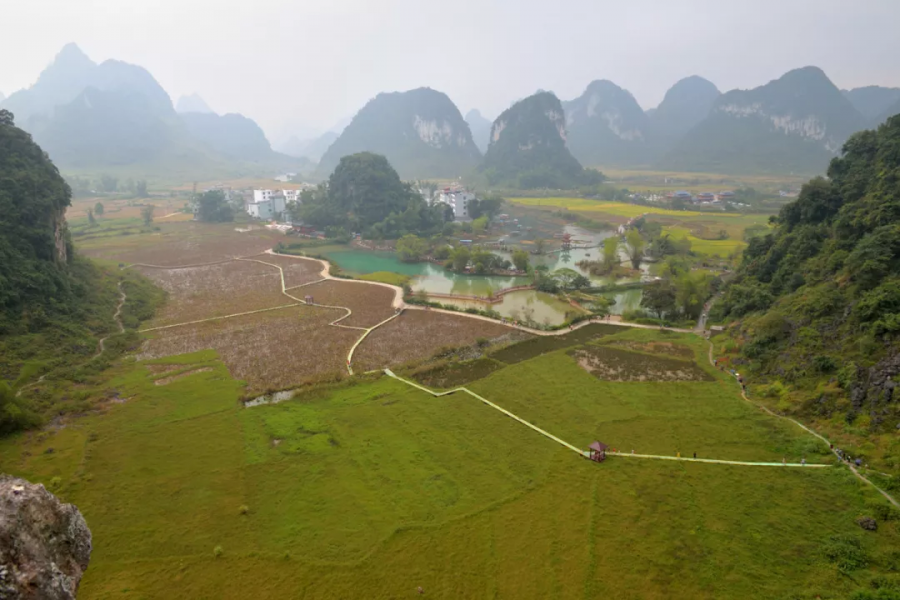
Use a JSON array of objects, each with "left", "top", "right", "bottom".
[{"left": 434, "top": 187, "right": 476, "bottom": 221}]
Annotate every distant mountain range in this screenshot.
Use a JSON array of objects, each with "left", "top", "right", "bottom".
[
  {"left": 465, "top": 109, "right": 492, "bottom": 154},
  {"left": 660, "top": 67, "right": 869, "bottom": 174},
  {"left": 176, "top": 93, "right": 215, "bottom": 114},
  {"left": 317, "top": 87, "right": 481, "bottom": 180},
  {"left": 0, "top": 44, "right": 304, "bottom": 178},
  {"left": 479, "top": 91, "right": 602, "bottom": 189},
  {"left": 278, "top": 131, "right": 339, "bottom": 163}
]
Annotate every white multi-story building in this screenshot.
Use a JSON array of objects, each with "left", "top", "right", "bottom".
[
  {"left": 247, "top": 200, "right": 274, "bottom": 220},
  {"left": 283, "top": 189, "right": 301, "bottom": 203},
  {"left": 435, "top": 189, "right": 476, "bottom": 221},
  {"left": 253, "top": 189, "right": 274, "bottom": 203}
]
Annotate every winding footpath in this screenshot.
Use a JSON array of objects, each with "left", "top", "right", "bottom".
[
  {"left": 383, "top": 370, "right": 826, "bottom": 468},
  {"left": 122, "top": 250, "right": 899, "bottom": 500},
  {"left": 17, "top": 282, "right": 128, "bottom": 397}
]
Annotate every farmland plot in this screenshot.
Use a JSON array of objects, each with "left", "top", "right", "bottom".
[
  {"left": 299, "top": 279, "right": 398, "bottom": 328},
  {"left": 137, "top": 306, "right": 358, "bottom": 392},
  {"left": 354, "top": 310, "right": 529, "bottom": 372},
  {"left": 79, "top": 222, "right": 284, "bottom": 266},
  {"left": 137, "top": 261, "right": 289, "bottom": 327},
  {"left": 570, "top": 345, "right": 714, "bottom": 382},
  {"left": 246, "top": 253, "right": 326, "bottom": 289}
]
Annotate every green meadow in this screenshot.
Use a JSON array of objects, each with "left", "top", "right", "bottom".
[{"left": 1, "top": 331, "right": 898, "bottom": 599}]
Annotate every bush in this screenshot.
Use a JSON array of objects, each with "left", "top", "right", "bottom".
[
  {"left": 239, "top": 505, "right": 250, "bottom": 515},
  {"left": 214, "top": 545, "right": 224, "bottom": 558},
  {"left": 823, "top": 534, "right": 868, "bottom": 573}
]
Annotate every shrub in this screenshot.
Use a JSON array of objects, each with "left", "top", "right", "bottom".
[
  {"left": 214, "top": 545, "right": 224, "bottom": 558},
  {"left": 823, "top": 534, "right": 868, "bottom": 573},
  {"left": 239, "top": 505, "right": 250, "bottom": 515}
]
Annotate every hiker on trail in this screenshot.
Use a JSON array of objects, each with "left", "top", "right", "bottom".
[
  {"left": 676, "top": 451, "right": 681, "bottom": 458},
  {"left": 855, "top": 458, "right": 862, "bottom": 467},
  {"left": 801, "top": 458, "right": 806, "bottom": 466},
  {"left": 782, "top": 457, "right": 786, "bottom": 465},
  {"left": 693, "top": 452, "right": 696, "bottom": 459}
]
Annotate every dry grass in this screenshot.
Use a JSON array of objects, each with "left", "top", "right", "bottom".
[
  {"left": 137, "top": 306, "right": 358, "bottom": 393},
  {"left": 354, "top": 310, "right": 527, "bottom": 371},
  {"left": 79, "top": 222, "right": 284, "bottom": 266},
  {"left": 137, "top": 261, "right": 289, "bottom": 327},
  {"left": 569, "top": 345, "right": 713, "bottom": 382},
  {"left": 247, "top": 254, "right": 326, "bottom": 289},
  {"left": 298, "top": 279, "right": 397, "bottom": 328}
]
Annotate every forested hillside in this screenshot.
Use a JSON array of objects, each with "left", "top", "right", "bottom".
[
  {"left": 0, "top": 110, "right": 162, "bottom": 434},
  {"left": 715, "top": 115, "right": 900, "bottom": 465}
]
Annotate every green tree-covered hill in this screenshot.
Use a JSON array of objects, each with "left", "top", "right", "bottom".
[{"left": 714, "top": 115, "right": 900, "bottom": 463}]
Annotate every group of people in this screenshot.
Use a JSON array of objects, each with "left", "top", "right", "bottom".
[{"left": 833, "top": 445, "right": 865, "bottom": 468}]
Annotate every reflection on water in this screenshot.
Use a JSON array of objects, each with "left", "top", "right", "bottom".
[
  {"left": 435, "top": 290, "right": 576, "bottom": 326},
  {"left": 321, "top": 232, "right": 645, "bottom": 316}
]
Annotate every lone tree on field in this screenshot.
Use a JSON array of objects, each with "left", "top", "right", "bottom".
[
  {"left": 141, "top": 205, "right": 155, "bottom": 226},
  {"left": 94, "top": 202, "right": 104, "bottom": 216}
]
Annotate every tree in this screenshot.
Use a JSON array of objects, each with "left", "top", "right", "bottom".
[
  {"left": 472, "top": 216, "right": 489, "bottom": 233},
  {"left": 625, "top": 229, "right": 645, "bottom": 269},
  {"left": 602, "top": 236, "right": 619, "bottom": 269},
  {"left": 99, "top": 174, "right": 118, "bottom": 193},
  {"left": 87, "top": 208, "right": 96, "bottom": 226},
  {"left": 195, "top": 190, "right": 234, "bottom": 223},
  {"left": 396, "top": 234, "right": 428, "bottom": 262},
  {"left": 451, "top": 246, "right": 471, "bottom": 272},
  {"left": 641, "top": 281, "right": 677, "bottom": 318},
  {"left": 553, "top": 268, "right": 581, "bottom": 290},
  {"left": 141, "top": 205, "right": 155, "bottom": 226},
  {"left": 512, "top": 249, "right": 530, "bottom": 272},
  {"left": 94, "top": 202, "right": 104, "bottom": 215},
  {"left": 675, "top": 271, "right": 712, "bottom": 320},
  {"left": 534, "top": 238, "right": 547, "bottom": 255},
  {"left": 571, "top": 274, "right": 591, "bottom": 290},
  {"left": 136, "top": 180, "right": 148, "bottom": 198}
]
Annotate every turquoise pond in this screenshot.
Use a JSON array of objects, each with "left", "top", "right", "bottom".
[{"left": 319, "top": 227, "right": 645, "bottom": 324}]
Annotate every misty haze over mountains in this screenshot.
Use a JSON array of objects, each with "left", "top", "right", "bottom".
[{"left": 2, "top": 43, "right": 899, "bottom": 180}]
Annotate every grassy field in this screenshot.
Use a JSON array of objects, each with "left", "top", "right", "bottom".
[
  {"left": 594, "top": 167, "right": 809, "bottom": 194},
  {"left": 507, "top": 197, "right": 718, "bottom": 219},
  {"left": 1, "top": 327, "right": 897, "bottom": 598}
]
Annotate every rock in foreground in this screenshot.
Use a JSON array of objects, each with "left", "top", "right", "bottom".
[{"left": 0, "top": 475, "right": 91, "bottom": 599}]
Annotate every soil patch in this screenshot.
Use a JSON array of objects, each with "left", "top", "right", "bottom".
[
  {"left": 601, "top": 340, "right": 695, "bottom": 359},
  {"left": 568, "top": 345, "right": 714, "bottom": 382}
]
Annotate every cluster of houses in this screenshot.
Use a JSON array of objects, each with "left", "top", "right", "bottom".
[
  {"left": 245, "top": 189, "right": 303, "bottom": 220},
  {"left": 666, "top": 190, "right": 736, "bottom": 205},
  {"left": 420, "top": 185, "right": 478, "bottom": 221}
]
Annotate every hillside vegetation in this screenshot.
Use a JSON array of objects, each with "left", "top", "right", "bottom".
[
  {"left": 0, "top": 111, "right": 163, "bottom": 433},
  {"left": 714, "top": 115, "right": 900, "bottom": 469}
]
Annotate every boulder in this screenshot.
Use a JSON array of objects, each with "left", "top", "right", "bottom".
[
  {"left": 856, "top": 516, "right": 878, "bottom": 531},
  {"left": 0, "top": 475, "right": 92, "bottom": 599}
]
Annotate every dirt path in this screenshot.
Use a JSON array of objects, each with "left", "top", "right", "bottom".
[
  {"left": 383, "top": 370, "right": 826, "bottom": 468},
  {"left": 94, "top": 282, "right": 126, "bottom": 357},
  {"left": 17, "top": 282, "right": 128, "bottom": 397},
  {"left": 707, "top": 340, "right": 899, "bottom": 507}
]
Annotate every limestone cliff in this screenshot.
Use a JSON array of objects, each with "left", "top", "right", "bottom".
[{"left": 0, "top": 475, "right": 92, "bottom": 599}]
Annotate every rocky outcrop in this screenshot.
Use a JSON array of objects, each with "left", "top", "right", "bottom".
[
  {"left": 0, "top": 476, "right": 92, "bottom": 599},
  {"left": 847, "top": 353, "right": 900, "bottom": 429}
]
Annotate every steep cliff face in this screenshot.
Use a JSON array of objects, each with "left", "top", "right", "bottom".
[
  {"left": 0, "top": 110, "right": 73, "bottom": 315},
  {"left": 479, "top": 92, "right": 602, "bottom": 189},
  {"left": 563, "top": 80, "right": 651, "bottom": 166},
  {"left": 0, "top": 475, "right": 92, "bottom": 599},
  {"left": 318, "top": 87, "right": 480, "bottom": 179},
  {"left": 660, "top": 67, "right": 867, "bottom": 174}
]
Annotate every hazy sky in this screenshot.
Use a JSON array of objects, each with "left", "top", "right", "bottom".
[{"left": 4, "top": 0, "right": 900, "bottom": 143}]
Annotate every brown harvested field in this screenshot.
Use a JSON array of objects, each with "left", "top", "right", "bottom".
[
  {"left": 78, "top": 222, "right": 283, "bottom": 266},
  {"left": 137, "top": 306, "right": 358, "bottom": 393},
  {"left": 137, "top": 261, "right": 289, "bottom": 327},
  {"left": 299, "top": 279, "right": 398, "bottom": 328},
  {"left": 354, "top": 310, "right": 529, "bottom": 371},
  {"left": 246, "top": 253, "right": 326, "bottom": 289}
]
